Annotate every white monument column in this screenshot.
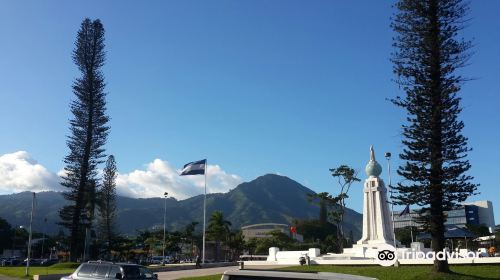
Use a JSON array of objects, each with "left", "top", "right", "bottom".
[{"left": 357, "top": 146, "right": 395, "bottom": 245}]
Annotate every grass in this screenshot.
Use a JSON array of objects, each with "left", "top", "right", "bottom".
[
  {"left": 0, "top": 263, "right": 79, "bottom": 279},
  {"left": 180, "top": 265, "right": 500, "bottom": 280}
]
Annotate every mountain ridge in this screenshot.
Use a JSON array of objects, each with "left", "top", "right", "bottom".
[{"left": 0, "top": 174, "right": 362, "bottom": 239}]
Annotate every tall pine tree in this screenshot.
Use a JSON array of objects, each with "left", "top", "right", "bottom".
[
  {"left": 98, "top": 155, "right": 118, "bottom": 257},
  {"left": 59, "top": 18, "right": 109, "bottom": 261},
  {"left": 391, "top": 0, "right": 477, "bottom": 272}
]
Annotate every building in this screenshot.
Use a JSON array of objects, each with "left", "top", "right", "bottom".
[
  {"left": 393, "top": 200, "right": 495, "bottom": 233},
  {"left": 463, "top": 200, "right": 496, "bottom": 233},
  {"left": 241, "top": 223, "right": 303, "bottom": 242}
]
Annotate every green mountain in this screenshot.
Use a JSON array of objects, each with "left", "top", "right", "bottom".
[{"left": 0, "top": 174, "right": 362, "bottom": 238}]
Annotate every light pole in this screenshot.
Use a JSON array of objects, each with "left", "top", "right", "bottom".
[
  {"left": 26, "top": 192, "right": 35, "bottom": 276},
  {"left": 162, "top": 192, "right": 168, "bottom": 266},
  {"left": 384, "top": 152, "right": 397, "bottom": 249}
]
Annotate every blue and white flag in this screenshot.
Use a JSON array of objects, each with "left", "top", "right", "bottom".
[
  {"left": 399, "top": 204, "right": 410, "bottom": 217},
  {"left": 180, "top": 159, "right": 206, "bottom": 176}
]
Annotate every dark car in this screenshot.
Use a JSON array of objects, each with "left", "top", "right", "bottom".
[
  {"left": 1, "top": 258, "right": 21, "bottom": 266},
  {"left": 22, "top": 258, "right": 42, "bottom": 266},
  {"left": 40, "top": 258, "right": 59, "bottom": 266},
  {"left": 61, "top": 261, "right": 158, "bottom": 280}
]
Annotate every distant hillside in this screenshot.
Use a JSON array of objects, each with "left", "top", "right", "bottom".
[{"left": 0, "top": 174, "right": 362, "bottom": 239}]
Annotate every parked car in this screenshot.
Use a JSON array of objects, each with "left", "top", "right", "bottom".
[
  {"left": 149, "top": 256, "right": 163, "bottom": 264},
  {"left": 60, "top": 261, "right": 158, "bottom": 280},
  {"left": 179, "top": 258, "right": 193, "bottom": 263},
  {"left": 22, "top": 258, "right": 42, "bottom": 266},
  {"left": 1, "top": 257, "right": 21, "bottom": 266},
  {"left": 164, "top": 256, "right": 174, "bottom": 264},
  {"left": 150, "top": 256, "right": 173, "bottom": 264},
  {"left": 40, "top": 258, "right": 59, "bottom": 266}
]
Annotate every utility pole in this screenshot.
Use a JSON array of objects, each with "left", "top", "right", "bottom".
[
  {"left": 162, "top": 192, "right": 168, "bottom": 266},
  {"left": 385, "top": 152, "right": 397, "bottom": 248},
  {"left": 25, "top": 192, "right": 35, "bottom": 276}
]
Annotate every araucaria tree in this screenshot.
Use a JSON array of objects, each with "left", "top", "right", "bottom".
[
  {"left": 391, "top": 0, "right": 477, "bottom": 272},
  {"left": 98, "top": 155, "right": 118, "bottom": 257},
  {"left": 59, "top": 18, "right": 109, "bottom": 261}
]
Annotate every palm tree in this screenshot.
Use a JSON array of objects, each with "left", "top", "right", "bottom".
[{"left": 207, "top": 211, "right": 231, "bottom": 261}]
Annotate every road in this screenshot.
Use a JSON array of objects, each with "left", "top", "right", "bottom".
[
  {"left": 156, "top": 265, "right": 288, "bottom": 280},
  {"left": 0, "top": 275, "right": 19, "bottom": 280}
]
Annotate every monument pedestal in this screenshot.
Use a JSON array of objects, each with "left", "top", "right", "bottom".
[{"left": 344, "top": 243, "right": 398, "bottom": 259}]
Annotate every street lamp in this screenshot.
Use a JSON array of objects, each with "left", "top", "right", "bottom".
[
  {"left": 384, "top": 152, "right": 397, "bottom": 248},
  {"left": 162, "top": 192, "right": 168, "bottom": 266},
  {"left": 26, "top": 192, "right": 35, "bottom": 276}
]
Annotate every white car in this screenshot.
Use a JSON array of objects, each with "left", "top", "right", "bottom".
[
  {"left": 150, "top": 256, "right": 173, "bottom": 264},
  {"left": 150, "top": 256, "right": 164, "bottom": 264}
]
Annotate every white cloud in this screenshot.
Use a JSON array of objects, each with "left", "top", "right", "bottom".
[
  {"left": 116, "top": 159, "right": 242, "bottom": 199},
  {"left": 0, "top": 151, "right": 243, "bottom": 199},
  {"left": 0, "top": 151, "right": 61, "bottom": 193}
]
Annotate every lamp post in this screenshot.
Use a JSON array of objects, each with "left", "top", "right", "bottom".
[
  {"left": 384, "top": 152, "right": 397, "bottom": 248},
  {"left": 25, "top": 192, "right": 35, "bottom": 276},
  {"left": 162, "top": 192, "right": 168, "bottom": 266}
]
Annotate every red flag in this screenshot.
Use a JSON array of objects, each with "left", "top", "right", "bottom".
[{"left": 290, "top": 226, "right": 297, "bottom": 234}]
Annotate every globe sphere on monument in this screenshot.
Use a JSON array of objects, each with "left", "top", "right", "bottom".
[{"left": 365, "top": 146, "right": 382, "bottom": 177}]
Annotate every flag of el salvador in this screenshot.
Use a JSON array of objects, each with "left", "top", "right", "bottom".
[
  {"left": 399, "top": 204, "right": 410, "bottom": 217},
  {"left": 180, "top": 159, "right": 206, "bottom": 176}
]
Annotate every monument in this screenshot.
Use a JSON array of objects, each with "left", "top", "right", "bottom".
[
  {"left": 267, "top": 146, "right": 400, "bottom": 262},
  {"left": 343, "top": 145, "right": 397, "bottom": 258},
  {"left": 357, "top": 145, "right": 395, "bottom": 246}
]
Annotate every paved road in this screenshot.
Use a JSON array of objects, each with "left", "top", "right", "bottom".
[
  {"left": 157, "top": 265, "right": 288, "bottom": 280},
  {"left": 0, "top": 275, "right": 20, "bottom": 280}
]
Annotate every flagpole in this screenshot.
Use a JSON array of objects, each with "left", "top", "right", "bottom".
[
  {"left": 202, "top": 159, "right": 207, "bottom": 264},
  {"left": 410, "top": 213, "right": 414, "bottom": 243},
  {"left": 385, "top": 153, "right": 397, "bottom": 248},
  {"left": 25, "top": 192, "right": 35, "bottom": 277}
]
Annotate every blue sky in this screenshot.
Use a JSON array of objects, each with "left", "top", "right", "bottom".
[{"left": 0, "top": 1, "right": 499, "bottom": 221}]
